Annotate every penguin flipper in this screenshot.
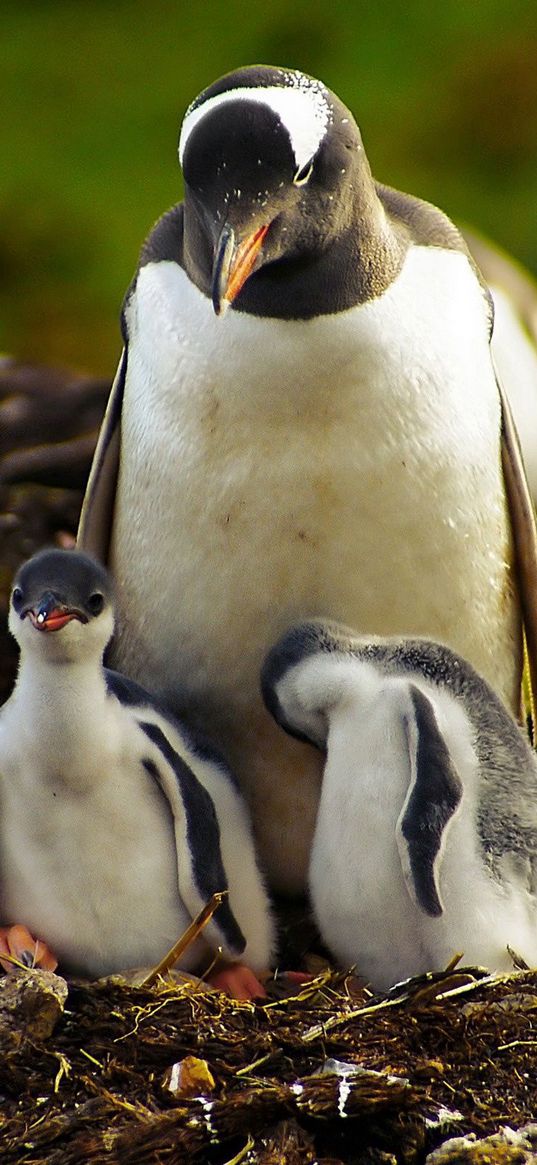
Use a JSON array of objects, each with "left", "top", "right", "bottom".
[
  {"left": 139, "top": 720, "right": 246, "bottom": 961},
  {"left": 396, "top": 684, "right": 463, "bottom": 917},
  {"left": 497, "top": 366, "right": 537, "bottom": 727},
  {"left": 77, "top": 347, "right": 127, "bottom": 562}
]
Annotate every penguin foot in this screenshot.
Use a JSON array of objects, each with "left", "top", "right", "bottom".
[
  {"left": 0, "top": 924, "right": 58, "bottom": 973},
  {"left": 277, "top": 970, "right": 314, "bottom": 984},
  {"left": 206, "top": 962, "right": 268, "bottom": 1000}
]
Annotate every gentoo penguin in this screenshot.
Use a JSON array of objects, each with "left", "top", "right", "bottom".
[
  {"left": 79, "top": 64, "right": 537, "bottom": 895},
  {"left": 0, "top": 549, "right": 274, "bottom": 995},
  {"left": 261, "top": 619, "right": 537, "bottom": 990}
]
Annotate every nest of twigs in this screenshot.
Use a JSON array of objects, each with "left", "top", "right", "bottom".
[
  {"left": 2, "top": 957, "right": 537, "bottom": 1164},
  {"left": 1, "top": 361, "right": 537, "bottom": 1163}
]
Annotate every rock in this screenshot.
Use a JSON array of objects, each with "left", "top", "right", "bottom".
[
  {"left": 425, "top": 1122, "right": 537, "bottom": 1163},
  {"left": 0, "top": 968, "right": 68, "bottom": 1046}
]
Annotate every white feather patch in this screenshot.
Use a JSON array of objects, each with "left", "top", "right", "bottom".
[{"left": 179, "top": 78, "right": 332, "bottom": 171}]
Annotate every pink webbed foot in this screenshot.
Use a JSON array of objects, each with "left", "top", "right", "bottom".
[
  {"left": 277, "top": 970, "right": 314, "bottom": 985},
  {"left": 0, "top": 924, "right": 58, "bottom": 973},
  {"left": 207, "top": 962, "right": 268, "bottom": 1000}
]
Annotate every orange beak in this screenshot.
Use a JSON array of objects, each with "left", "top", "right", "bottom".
[
  {"left": 31, "top": 609, "right": 81, "bottom": 632},
  {"left": 212, "top": 223, "right": 269, "bottom": 315},
  {"left": 24, "top": 591, "right": 87, "bottom": 632},
  {"left": 28, "top": 607, "right": 83, "bottom": 632}
]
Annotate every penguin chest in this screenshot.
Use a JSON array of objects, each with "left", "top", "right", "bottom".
[
  {"left": 0, "top": 724, "right": 186, "bottom": 975},
  {"left": 114, "top": 249, "right": 518, "bottom": 705}
]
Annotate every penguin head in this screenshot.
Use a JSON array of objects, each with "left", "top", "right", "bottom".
[
  {"left": 9, "top": 549, "right": 115, "bottom": 662},
  {"left": 178, "top": 65, "right": 375, "bottom": 315}
]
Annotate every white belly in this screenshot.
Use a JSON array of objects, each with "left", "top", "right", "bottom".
[
  {"left": 111, "top": 246, "right": 520, "bottom": 892},
  {"left": 0, "top": 714, "right": 190, "bottom": 976}
]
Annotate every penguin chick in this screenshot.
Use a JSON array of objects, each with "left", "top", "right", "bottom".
[
  {"left": 261, "top": 619, "right": 537, "bottom": 991},
  {"left": 0, "top": 549, "right": 275, "bottom": 991}
]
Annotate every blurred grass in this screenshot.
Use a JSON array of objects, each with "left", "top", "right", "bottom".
[{"left": 1, "top": 0, "right": 537, "bottom": 374}]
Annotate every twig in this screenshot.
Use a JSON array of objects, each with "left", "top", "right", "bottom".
[{"left": 140, "top": 892, "right": 228, "bottom": 988}]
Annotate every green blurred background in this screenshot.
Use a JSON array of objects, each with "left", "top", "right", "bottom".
[{"left": 2, "top": 0, "right": 537, "bottom": 376}]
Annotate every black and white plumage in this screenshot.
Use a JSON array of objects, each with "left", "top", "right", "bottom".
[
  {"left": 262, "top": 619, "right": 537, "bottom": 989},
  {"left": 0, "top": 549, "right": 274, "bottom": 979},
  {"left": 79, "top": 64, "right": 534, "bottom": 895}
]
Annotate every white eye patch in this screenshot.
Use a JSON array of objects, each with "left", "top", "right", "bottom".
[{"left": 179, "top": 77, "right": 332, "bottom": 173}]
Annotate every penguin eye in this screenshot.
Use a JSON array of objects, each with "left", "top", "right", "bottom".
[
  {"left": 11, "top": 586, "right": 23, "bottom": 611},
  {"left": 293, "top": 160, "right": 313, "bottom": 187},
  {"left": 87, "top": 592, "right": 105, "bottom": 616}
]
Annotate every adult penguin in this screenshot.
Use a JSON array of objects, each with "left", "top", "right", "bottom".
[{"left": 79, "top": 65, "right": 537, "bottom": 894}]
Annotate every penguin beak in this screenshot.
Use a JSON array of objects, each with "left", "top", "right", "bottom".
[
  {"left": 24, "top": 592, "right": 88, "bottom": 632},
  {"left": 212, "top": 222, "right": 270, "bottom": 316}
]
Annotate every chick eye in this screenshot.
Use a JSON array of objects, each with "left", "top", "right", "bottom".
[
  {"left": 11, "top": 586, "right": 23, "bottom": 610},
  {"left": 293, "top": 160, "right": 313, "bottom": 187},
  {"left": 87, "top": 592, "right": 104, "bottom": 616}
]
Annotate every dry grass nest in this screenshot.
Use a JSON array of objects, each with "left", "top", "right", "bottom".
[{"left": 2, "top": 950, "right": 537, "bottom": 1165}]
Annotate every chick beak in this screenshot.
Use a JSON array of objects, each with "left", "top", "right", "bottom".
[
  {"left": 212, "top": 223, "right": 270, "bottom": 316},
  {"left": 26, "top": 592, "right": 86, "bottom": 632}
]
